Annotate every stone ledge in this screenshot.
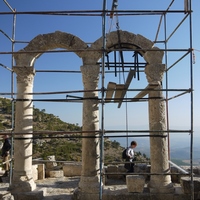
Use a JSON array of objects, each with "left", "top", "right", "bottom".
[
  {"left": 180, "top": 176, "right": 200, "bottom": 195},
  {"left": 49, "top": 170, "right": 64, "bottom": 178},
  {"left": 63, "top": 162, "right": 82, "bottom": 177},
  {"left": 0, "top": 192, "right": 14, "bottom": 200},
  {"left": 12, "top": 189, "right": 45, "bottom": 200},
  {"left": 126, "top": 175, "right": 145, "bottom": 193}
]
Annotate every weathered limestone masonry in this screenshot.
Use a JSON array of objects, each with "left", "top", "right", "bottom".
[
  {"left": 9, "top": 66, "right": 36, "bottom": 193},
  {"left": 145, "top": 50, "right": 174, "bottom": 193},
  {"left": 11, "top": 30, "right": 174, "bottom": 199},
  {"left": 12, "top": 31, "right": 89, "bottom": 199},
  {"left": 102, "top": 31, "right": 174, "bottom": 193},
  {"left": 76, "top": 64, "right": 101, "bottom": 199},
  {"left": 72, "top": 40, "right": 102, "bottom": 199}
]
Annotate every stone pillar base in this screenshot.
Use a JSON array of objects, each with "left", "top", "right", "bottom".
[
  {"left": 72, "top": 188, "right": 100, "bottom": 200},
  {"left": 73, "top": 176, "right": 102, "bottom": 200},
  {"left": 181, "top": 177, "right": 200, "bottom": 195},
  {"left": 148, "top": 181, "right": 174, "bottom": 194},
  {"left": 12, "top": 189, "right": 44, "bottom": 200},
  {"left": 78, "top": 176, "right": 102, "bottom": 193},
  {"left": 9, "top": 176, "right": 36, "bottom": 193}
]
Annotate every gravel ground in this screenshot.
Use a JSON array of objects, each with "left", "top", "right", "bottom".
[
  {"left": 0, "top": 169, "right": 183, "bottom": 200},
  {"left": 0, "top": 172, "right": 80, "bottom": 200},
  {"left": 0, "top": 173, "right": 128, "bottom": 200},
  {"left": 36, "top": 176, "right": 80, "bottom": 200}
]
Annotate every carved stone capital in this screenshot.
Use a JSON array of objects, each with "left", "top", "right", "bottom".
[
  {"left": 13, "top": 66, "right": 35, "bottom": 86},
  {"left": 145, "top": 64, "right": 165, "bottom": 83},
  {"left": 81, "top": 65, "right": 99, "bottom": 90}
]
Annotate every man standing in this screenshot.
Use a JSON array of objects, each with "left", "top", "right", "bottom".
[
  {"left": 124, "top": 140, "right": 137, "bottom": 173},
  {"left": 1, "top": 135, "right": 11, "bottom": 176}
]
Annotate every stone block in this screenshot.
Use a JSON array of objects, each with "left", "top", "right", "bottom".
[
  {"left": 135, "top": 34, "right": 154, "bottom": 50},
  {"left": 171, "top": 166, "right": 180, "bottom": 183},
  {"left": 13, "top": 190, "right": 44, "bottom": 200},
  {"left": 49, "top": 170, "right": 64, "bottom": 178},
  {"left": 173, "top": 194, "right": 191, "bottom": 200},
  {"left": 32, "top": 164, "right": 38, "bottom": 181},
  {"left": 63, "top": 162, "right": 82, "bottom": 177},
  {"left": 193, "top": 167, "right": 200, "bottom": 176},
  {"left": 180, "top": 177, "right": 200, "bottom": 195},
  {"left": 118, "top": 164, "right": 126, "bottom": 179},
  {"left": 103, "top": 167, "right": 108, "bottom": 185},
  {"left": 106, "top": 165, "right": 118, "bottom": 179},
  {"left": 46, "top": 155, "right": 57, "bottom": 169},
  {"left": 134, "top": 164, "right": 151, "bottom": 181},
  {"left": 144, "top": 47, "right": 164, "bottom": 64},
  {"left": 0, "top": 191, "right": 14, "bottom": 200},
  {"left": 126, "top": 175, "right": 145, "bottom": 193},
  {"left": 38, "top": 164, "right": 45, "bottom": 180}
]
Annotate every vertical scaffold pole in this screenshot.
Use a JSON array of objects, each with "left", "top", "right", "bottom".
[
  {"left": 3, "top": 0, "right": 16, "bottom": 185},
  {"left": 10, "top": 8, "right": 16, "bottom": 185},
  {"left": 99, "top": 0, "right": 107, "bottom": 199},
  {"left": 188, "top": 0, "right": 194, "bottom": 199}
]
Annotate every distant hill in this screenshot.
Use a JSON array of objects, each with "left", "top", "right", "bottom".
[
  {"left": 0, "top": 97, "right": 149, "bottom": 163},
  {"left": 0, "top": 97, "right": 12, "bottom": 130},
  {"left": 112, "top": 135, "right": 200, "bottom": 166}
]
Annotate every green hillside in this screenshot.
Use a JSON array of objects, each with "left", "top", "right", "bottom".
[{"left": 0, "top": 97, "right": 149, "bottom": 163}]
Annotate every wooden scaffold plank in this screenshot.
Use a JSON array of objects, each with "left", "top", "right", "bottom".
[
  {"left": 118, "top": 69, "right": 135, "bottom": 108},
  {"left": 114, "top": 84, "right": 125, "bottom": 102},
  {"left": 132, "top": 82, "right": 159, "bottom": 101},
  {"left": 105, "top": 82, "right": 116, "bottom": 102}
]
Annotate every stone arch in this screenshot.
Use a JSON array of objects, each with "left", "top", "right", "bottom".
[
  {"left": 11, "top": 30, "right": 173, "bottom": 196},
  {"left": 11, "top": 31, "right": 88, "bottom": 193},
  {"left": 91, "top": 30, "right": 164, "bottom": 64},
  {"left": 14, "top": 31, "right": 88, "bottom": 66},
  {"left": 90, "top": 30, "right": 174, "bottom": 195}
]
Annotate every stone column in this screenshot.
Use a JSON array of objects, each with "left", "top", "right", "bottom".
[
  {"left": 145, "top": 64, "right": 174, "bottom": 193},
  {"left": 9, "top": 66, "right": 36, "bottom": 193},
  {"left": 77, "top": 64, "right": 100, "bottom": 198}
]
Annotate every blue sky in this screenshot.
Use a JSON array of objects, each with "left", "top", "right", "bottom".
[{"left": 0, "top": 0, "right": 200, "bottom": 148}]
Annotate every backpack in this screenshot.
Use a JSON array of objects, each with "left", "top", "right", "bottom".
[
  {"left": 1, "top": 139, "right": 11, "bottom": 157},
  {"left": 122, "top": 148, "right": 128, "bottom": 159}
]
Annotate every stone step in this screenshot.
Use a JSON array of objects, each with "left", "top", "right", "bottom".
[
  {"left": 46, "top": 169, "right": 64, "bottom": 178},
  {"left": 0, "top": 176, "right": 9, "bottom": 183}
]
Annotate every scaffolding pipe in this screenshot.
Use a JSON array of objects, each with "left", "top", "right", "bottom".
[
  {"left": 0, "top": 29, "right": 13, "bottom": 42},
  {"left": 189, "top": 0, "right": 194, "bottom": 199},
  {"left": 0, "top": 9, "right": 188, "bottom": 16},
  {"left": 0, "top": 63, "right": 13, "bottom": 72},
  {"left": 3, "top": 0, "right": 15, "bottom": 12},
  {"left": 104, "top": 172, "right": 189, "bottom": 176},
  {"left": 6, "top": 135, "right": 168, "bottom": 140},
  {"left": 0, "top": 48, "right": 191, "bottom": 55},
  {"left": 0, "top": 1, "right": 195, "bottom": 198},
  {"left": 154, "top": 0, "right": 175, "bottom": 43},
  {"left": 0, "top": 130, "right": 191, "bottom": 136},
  {"left": 99, "top": 0, "right": 107, "bottom": 199},
  {"left": 0, "top": 133, "right": 192, "bottom": 140},
  {"left": 163, "top": 12, "right": 171, "bottom": 161},
  {"left": 166, "top": 51, "right": 191, "bottom": 71},
  {"left": 9, "top": 6, "right": 16, "bottom": 185},
  {"left": 166, "top": 13, "right": 190, "bottom": 43},
  {"left": 168, "top": 160, "right": 189, "bottom": 174},
  {"left": 0, "top": 88, "right": 192, "bottom": 96},
  {"left": 36, "top": 70, "right": 81, "bottom": 73},
  {"left": 167, "top": 90, "right": 191, "bottom": 101}
]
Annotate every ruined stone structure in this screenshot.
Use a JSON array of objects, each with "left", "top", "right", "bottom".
[{"left": 11, "top": 30, "right": 174, "bottom": 199}]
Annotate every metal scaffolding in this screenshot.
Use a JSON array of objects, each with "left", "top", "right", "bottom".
[{"left": 0, "top": 0, "right": 194, "bottom": 199}]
